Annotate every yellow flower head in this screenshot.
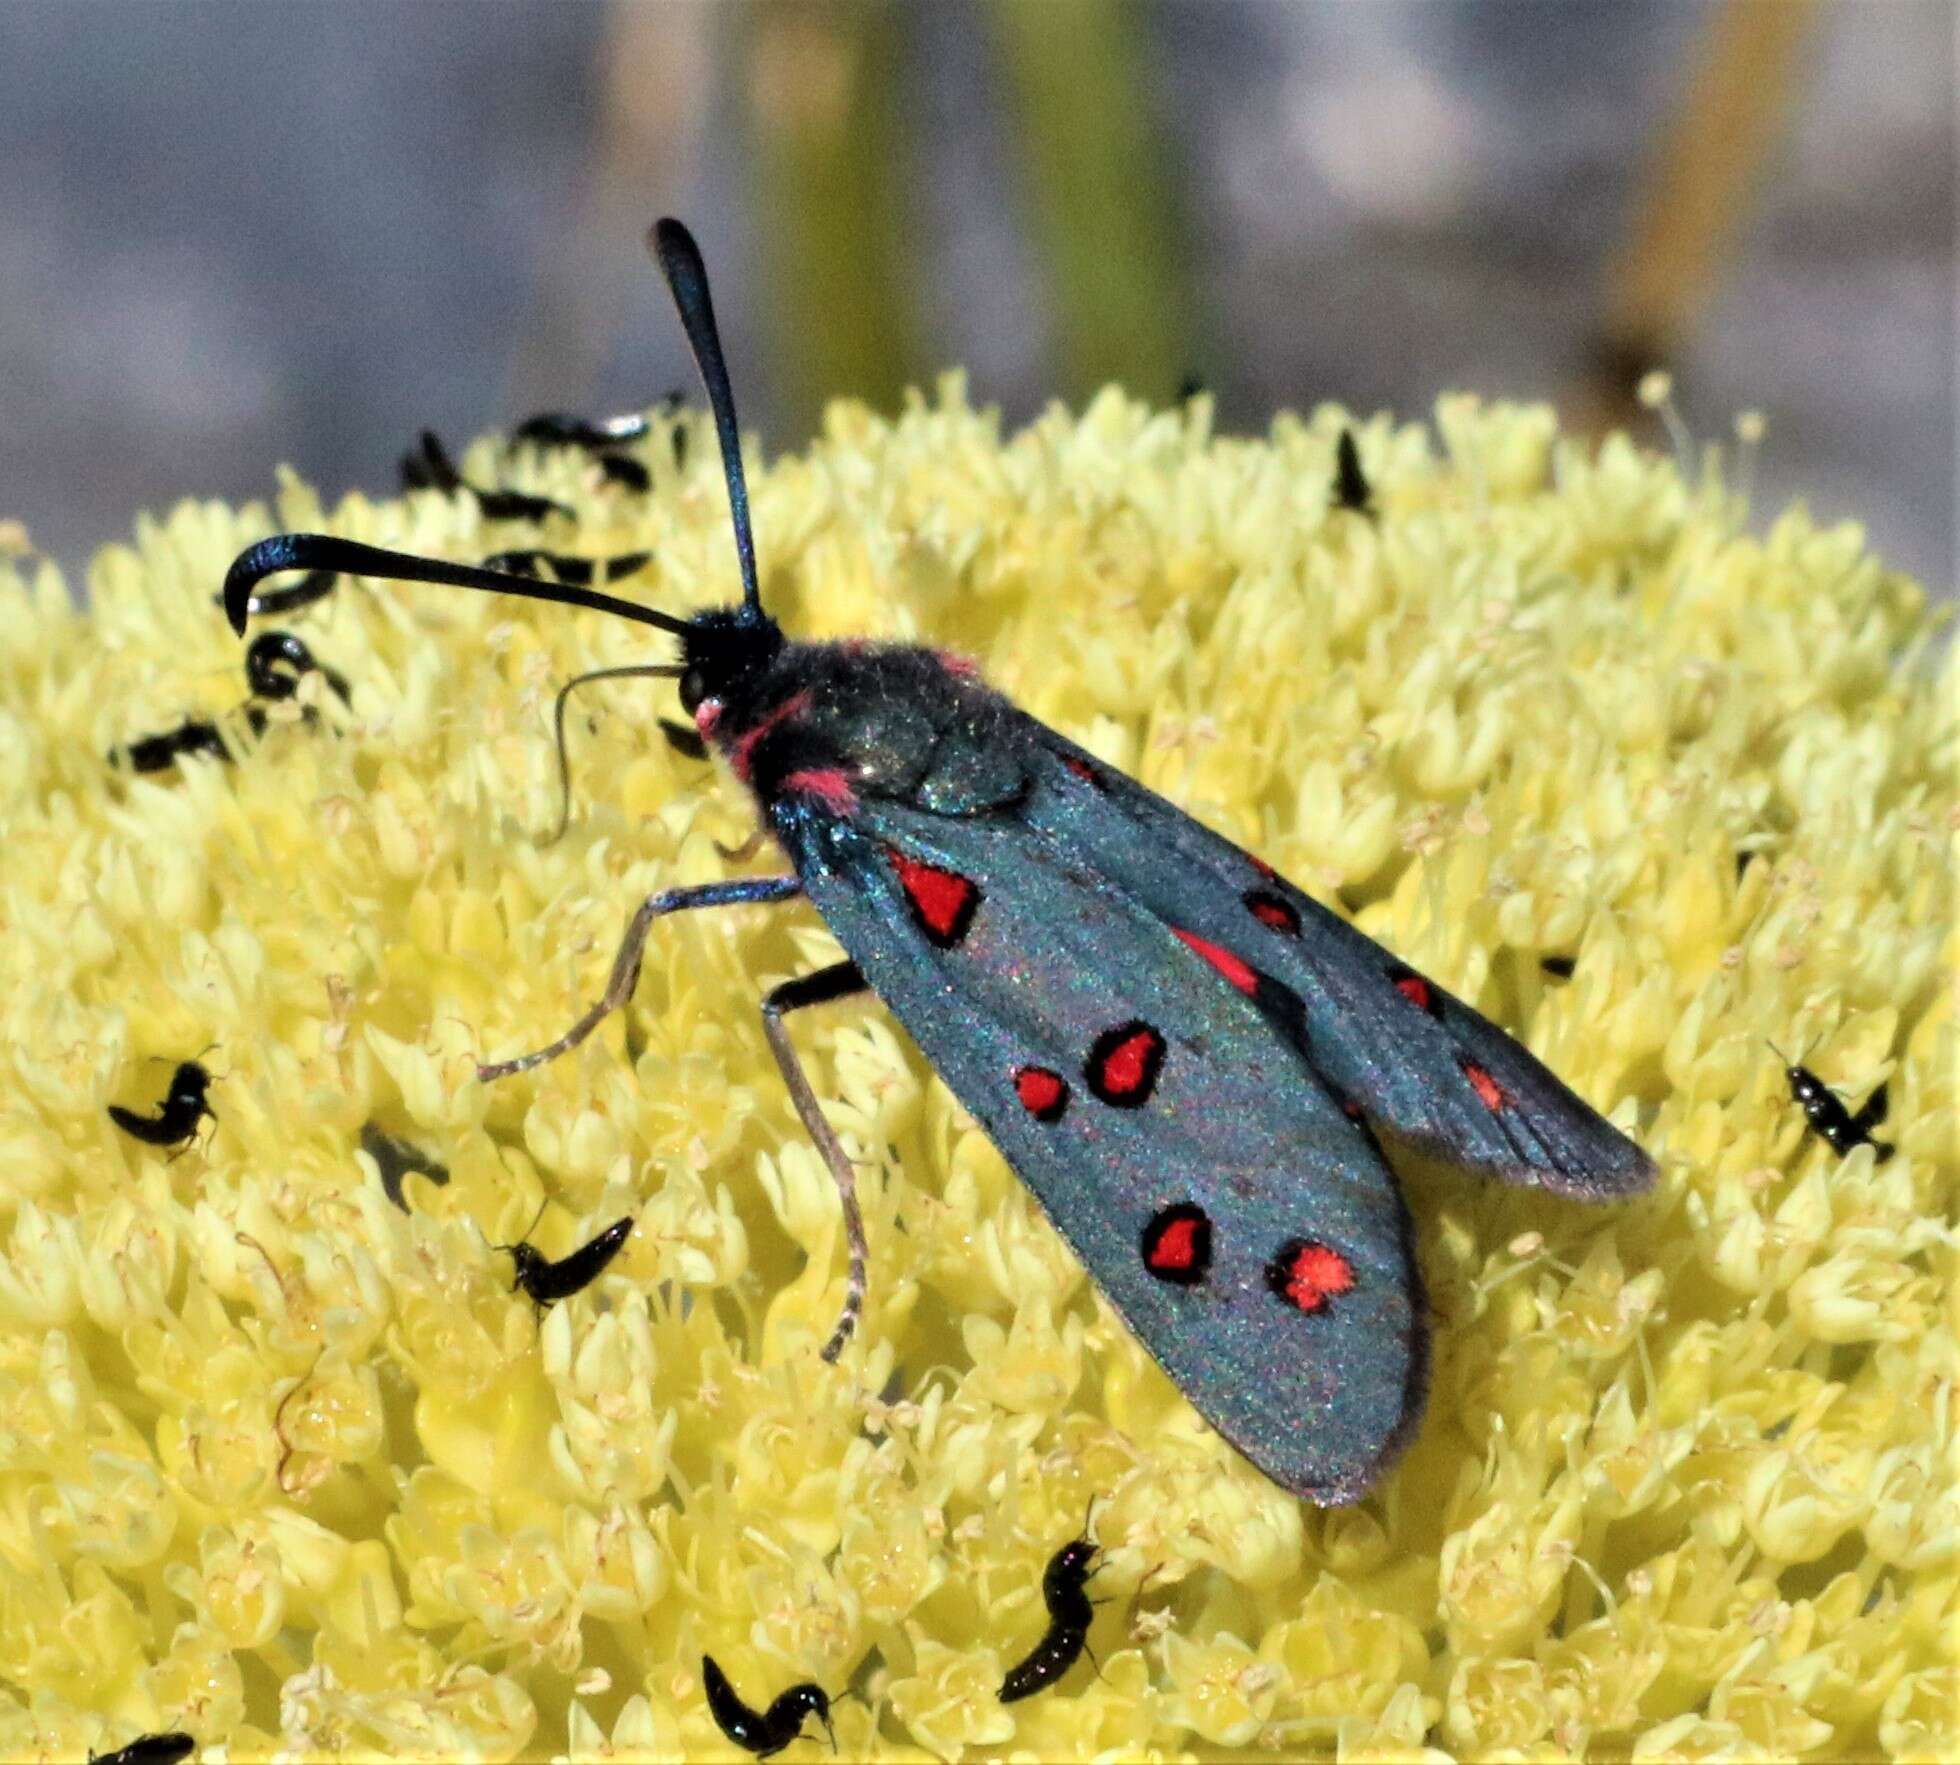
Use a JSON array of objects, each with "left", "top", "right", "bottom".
[{"left": 1, "top": 378, "right": 1951, "bottom": 1761}]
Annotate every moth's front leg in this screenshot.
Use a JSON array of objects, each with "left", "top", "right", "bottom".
[{"left": 477, "top": 876, "right": 802, "bottom": 1081}]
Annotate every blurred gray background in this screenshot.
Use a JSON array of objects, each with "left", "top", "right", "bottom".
[{"left": 2, "top": 1, "right": 1952, "bottom": 594}]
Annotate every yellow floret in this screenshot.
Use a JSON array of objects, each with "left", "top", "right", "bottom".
[{"left": 0, "top": 381, "right": 1952, "bottom": 1760}]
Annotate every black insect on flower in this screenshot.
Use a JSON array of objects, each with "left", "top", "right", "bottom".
[
  {"left": 702, "top": 1654, "right": 833, "bottom": 1758},
  {"left": 360, "top": 1122, "right": 451, "bottom": 1213},
  {"left": 119, "top": 716, "right": 238, "bottom": 773},
  {"left": 244, "top": 629, "right": 350, "bottom": 706},
  {"left": 494, "top": 1209, "right": 634, "bottom": 1316},
  {"left": 221, "top": 217, "right": 1656, "bottom": 1508},
  {"left": 511, "top": 411, "right": 653, "bottom": 449},
  {"left": 88, "top": 1732, "right": 195, "bottom": 1765},
  {"left": 108, "top": 1060, "right": 215, "bottom": 1151},
  {"left": 482, "top": 549, "right": 652, "bottom": 588},
  {"left": 1332, "top": 428, "right": 1375, "bottom": 517},
  {"left": 999, "top": 1512, "right": 1104, "bottom": 1703},
  {"left": 115, "top": 629, "right": 345, "bottom": 773},
  {"left": 597, "top": 452, "right": 652, "bottom": 492},
  {"left": 401, "top": 429, "right": 571, "bottom": 522},
  {"left": 1772, "top": 1043, "right": 1894, "bottom": 1163}
]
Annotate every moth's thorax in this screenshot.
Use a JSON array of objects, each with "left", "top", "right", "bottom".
[{"left": 698, "top": 638, "right": 1028, "bottom": 817}]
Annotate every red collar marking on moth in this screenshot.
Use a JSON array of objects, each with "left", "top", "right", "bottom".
[
  {"left": 1171, "top": 927, "right": 1258, "bottom": 996},
  {"left": 781, "top": 767, "right": 859, "bottom": 815},
  {"left": 695, "top": 698, "right": 724, "bottom": 738},
  {"left": 729, "top": 689, "right": 814, "bottom": 782}
]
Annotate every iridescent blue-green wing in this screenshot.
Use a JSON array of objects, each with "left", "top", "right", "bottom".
[
  {"left": 772, "top": 793, "right": 1426, "bottom": 1505},
  {"left": 1014, "top": 727, "right": 1656, "bottom": 1200}
]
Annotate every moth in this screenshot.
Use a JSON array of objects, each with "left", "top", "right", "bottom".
[{"left": 223, "top": 216, "right": 1654, "bottom": 1504}]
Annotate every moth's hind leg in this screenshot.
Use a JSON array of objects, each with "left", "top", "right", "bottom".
[
  {"left": 477, "top": 876, "right": 802, "bottom": 1081},
  {"left": 761, "top": 960, "right": 873, "bottom": 1362}
]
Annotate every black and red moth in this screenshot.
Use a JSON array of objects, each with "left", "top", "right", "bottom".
[{"left": 223, "top": 218, "right": 1655, "bottom": 1505}]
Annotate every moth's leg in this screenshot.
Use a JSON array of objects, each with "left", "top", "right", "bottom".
[
  {"left": 761, "top": 960, "right": 872, "bottom": 1363},
  {"left": 478, "top": 876, "right": 801, "bottom": 1080},
  {"left": 547, "top": 662, "right": 682, "bottom": 843},
  {"left": 714, "top": 825, "right": 768, "bottom": 864},
  {"left": 658, "top": 717, "right": 709, "bottom": 762}
]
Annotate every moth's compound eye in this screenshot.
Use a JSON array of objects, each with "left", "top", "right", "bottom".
[{"left": 679, "top": 667, "right": 707, "bottom": 713}]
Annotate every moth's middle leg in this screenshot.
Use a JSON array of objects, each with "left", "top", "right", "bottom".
[{"left": 760, "top": 960, "right": 872, "bottom": 1362}]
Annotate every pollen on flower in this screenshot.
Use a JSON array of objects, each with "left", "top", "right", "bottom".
[{"left": 0, "top": 375, "right": 1947, "bottom": 1760}]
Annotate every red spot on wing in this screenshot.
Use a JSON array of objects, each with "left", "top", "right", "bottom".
[
  {"left": 1244, "top": 889, "right": 1300, "bottom": 935},
  {"left": 1250, "top": 856, "right": 1275, "bottom": 880},
  {"left": 1014, "top": 1065, "right": 1068, "bottom": 1122},
  {"left": 936, "top": 650, "right": 980, "bottom": 679},
  {"left": 1061, "top": 755, "right": 1104, "bottom": 789},
  {"left": 729, "top": 689, "right": 814, "bottom": 782},
  {"left": 1086, "top": 1021, "right": 1165, "bottom": 1107},
  {"left": 1266, "top": 1239, "right": 1355, "bottom": 1314},
  {"left": 1462, "top": 1060, "right": 1508, "bottom": 1112},
  {"left": 1141, "top": 1203, "right": 1212, "bottom": 1285},
  {"left": 1389, "top": 964, "right": 1444, "bottom": 1018},
  {"left": 887, "top": 850, "right": 982, "bottom": 947},
  {"left": 1171, "top": 927, "right": 1257, "bottom": 996},
  {"left": 780, "top": 767, "right": 859, "bottom": 815}
]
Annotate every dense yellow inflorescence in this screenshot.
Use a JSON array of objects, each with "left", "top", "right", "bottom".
[{"left": 0, "top": 382, "right": 1953, "bottom": 1762}]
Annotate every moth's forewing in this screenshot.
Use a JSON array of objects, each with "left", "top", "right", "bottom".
[
  {"left": 776, "top": 781, "right": 1426, "bottom": 1506},
  {"left": 1015, "top": 725, "right": 1655, "bottom": 1200}
]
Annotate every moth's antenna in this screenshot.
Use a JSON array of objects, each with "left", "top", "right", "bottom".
[
  {"left": 223, "top": 535, "right": 691, "bottom": 640},
  {"left": 648, "top": 218, "right": 762, "bottom": 621}
]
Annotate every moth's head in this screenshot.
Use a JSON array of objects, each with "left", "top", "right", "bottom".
[
  {"left": 679, "top": 605, "right": 785, "bottom": 719},
  {"left": 218, "top": 216, "right": 787, "bottom": 834}
]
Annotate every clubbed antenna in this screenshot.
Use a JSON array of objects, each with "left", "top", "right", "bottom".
[
  {"left": 223, "top": 535, "right": 690, "bottom": 640},
  {"left": 649, "top": 218, "right": 762, "bottom": 621}
]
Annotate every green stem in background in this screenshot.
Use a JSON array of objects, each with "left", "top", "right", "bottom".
[
  {"left": 743, "top": 0, "right": 920, "bottom": 429},
  {"left": 988, "top": 0, "right": 1195, "bottom": 405}
]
